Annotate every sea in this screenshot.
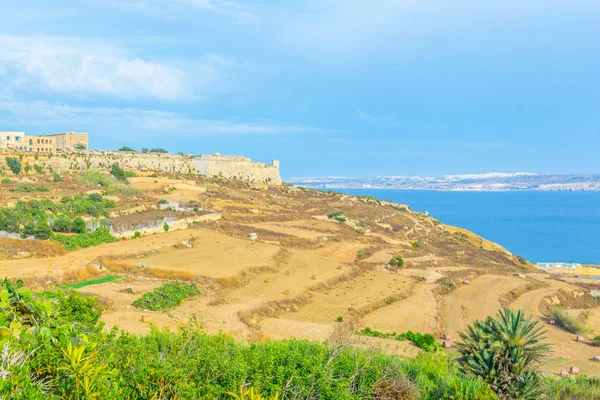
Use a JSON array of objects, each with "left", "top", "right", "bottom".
[{"left": 336, "top": 189, "right": 600, "bottom": 265}]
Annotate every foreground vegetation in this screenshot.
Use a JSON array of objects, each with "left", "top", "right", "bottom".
[{"left": 0, "top": 278, "right": 598, "bottom": 399}]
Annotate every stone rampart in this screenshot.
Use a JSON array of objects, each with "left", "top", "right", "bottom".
[{"left": 1, "top": 150, "right": 282, "bottom": 185}]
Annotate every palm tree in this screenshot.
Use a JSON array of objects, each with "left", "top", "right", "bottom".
[{"left": 456, "top": 308, "right": 550, "bottom": 400}]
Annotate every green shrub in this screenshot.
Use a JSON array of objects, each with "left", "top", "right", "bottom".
[
  {"left": 71, "top": 217, "right": 87, "bottom": 234},
  {"left": 74, "top": 143, "right": 87, "bottom": 150},
  {"left": 163, "top": 223, "right": 170, "bottom": 232},
  {"left": 357, "top": 328, "right": 438, "bottom": 351},
  {"left": 132, "top": 281, "right": 201, "bottom": 311},
  {"left": 547, "top": 307, "right": 589, "bottom": 335},
  {"left": 389, "top": 256, "right": 404, "bottom": 267},
  {"left": 34, "top": 219, "right": 52, "bottom": 240},
  {"left": 52, "top": 172, "right": 63, "bottom": 182},
  {"left": 21, "top": 221, "right": 36, "bottom": 237},
  {"left": 133, "top": 231, "right": 141, "bottom": 239},
  {"left": 150, "top": 148, "right": 168, "bottom": 153},
  {"left": 51, "top": 227, "right": 116, "bottom": 250},
  {"left": 411, "top": 240, "right": 420, "bottom": 248},
  {"left": 87, "top": 193, "right": 104, "bottom": 202},
  {"left": 5, "top": 157, "right": 21, "bottom": 174},
  {"left": 119, "top": 146, "right": 136, "bottom": 152},
  {"left": 1, "top": 177, "right": 12, "bottom": 184},
  {"left": 52, "top": 215, "right": 72, "bottom": 232},
  {"left": 110, "top": 163, "right": 128, "bottom": 181},
  {"left": 336, "top": 316, "right": 344, "bottom": 322},
  {"left": 33, "top": 164, "right": 44, "bottom": 174},
  {"left": 327, "top": 210, "right": 343, "bottom": 219},
  {"left": 9, "top": 184, "right": 50, "bottom": 193}
]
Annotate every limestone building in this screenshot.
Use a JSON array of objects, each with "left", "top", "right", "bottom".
[
  {"left": 0, "top": 131, "right": 88, "bottom": 153},
  {"left": 0, "top": 132, "right": 26, "bottom": 150},
  {"left": 40, "top": 132, "right": 88, "bottom": 151},
  {"left": 23, "top": 135, "right": 57, "bottom": 153}
]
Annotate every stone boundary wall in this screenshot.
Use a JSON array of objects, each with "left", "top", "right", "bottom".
[
  {"left": 111, "top": 213, "right": 222, "bottom": 239},
  {"left": 0, "top": 150, "right": 282, "bottom": 185}
]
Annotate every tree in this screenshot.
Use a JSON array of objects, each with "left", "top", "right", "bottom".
[
  {"left": 71, "top": 217, "right": 87, "bottom": 234},
  {"left": 118, "top": 146, "right": 135, "bottom": 152},
  {"left": 457, "top": 308, "right": 550, "bottom": 400},
  {"left": 74, "top": 143, "right": 87, "bottom": 150},
  {"left": 5, "top": 157, "right": 21, "bottom": 175},
  {"left": 150, "top": 148, "right": 168, "bottom": 153}
]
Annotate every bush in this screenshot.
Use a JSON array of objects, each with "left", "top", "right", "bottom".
[
  {"left": 71, "top": 217, "right": 87, "bottom": 234},
  {"left": 132, "top": 281, "right": 201, "bottom": 311},
  {"left": 33, "top": 164, "right": 44, "bottom": 174},
  {"left": 51, "top": 227, "right": 116, "bottom": 250},
  {"left": 52, "top": 215, "right": 72, "bottom": 233},
  {"left": 593, "top": 336, "right": 600, "bottom": 347},
  {"left": 52, "top": 172, "right": 63, "bottom": 182},
  {"left": 87, "top": 193, "right": 104, "bottom": 202},
  {"left": 1, "top": 178, "right": 11, "bottom": 184},
  {"left": 411, "top": 241, "right": 420, "bottom": 248},
  {"left": 110, "top": 163, "right": 128, "bottom": 181},
  {"left": 5, "top": 157, "right": 21, "bottom": 174},
  {"left": 389, "top": 256, "right": 404, "bottom": 267},
  {"left": 133, "top": 231, "right": 141, "bottom": 239},
  {"left": 34, "top": 219, "right": 52, "bottom": 240},
  {"left": 357, "top": 328, "right": 438, "bottom": 351},
  {"left": 74, "top": 143, "right": 87, "bottom": 150},
  {"left": 547, "top": 307, "right": 589, "bottom": 335},
  {"left": 150, "top": 148, "right": 168, "bottom": 153},
  {"left": 9, "top": 184, "right": 50, "bottom": 193},
  {"left": 327, "top": 210, "right": 343, "bottom": 219},
  {"left": 163, "top": 223, "right": 170, "bottom": 232},
  {"left": 119, "top": 146, "right": 136, "bottom": 152},
  {"left": 21, "top": 221, "right": 36, "bottom": 237}
]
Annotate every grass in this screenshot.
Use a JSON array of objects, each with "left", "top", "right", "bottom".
[
  {"left": 132, "top": 281, "right": 202, "bottom": 311},
  {"left": 541, "top": 376, "right": 600, "bottom": 400},
  {"left": 79, "top": 170, "right": 139, "bottom": 195},
  {"left": 547, "top": 307, "right": 590, "bottom": 335},
  {"left": 61, "top": 275, "right": 123, "bottom": 290}
]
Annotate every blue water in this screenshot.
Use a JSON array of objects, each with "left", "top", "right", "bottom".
[{"left": 337, "top": 190, "right": 600, "bottom": 264}]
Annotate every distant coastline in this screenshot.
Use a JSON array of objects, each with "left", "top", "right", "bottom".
[
  {"left": 289, "top": 172, "right": 600, "bottom": 192},
  {"left": 328, "top": 188, "right": 600, "bottom": 265}
]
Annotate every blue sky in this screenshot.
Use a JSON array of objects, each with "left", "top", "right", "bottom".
[{"left": 0, "top": 1, "right": 598, "bottom": 178}]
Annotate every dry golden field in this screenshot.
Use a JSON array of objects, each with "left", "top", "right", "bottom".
[{"left": 3, "top": 172, "right": 600, "bottom": 376}]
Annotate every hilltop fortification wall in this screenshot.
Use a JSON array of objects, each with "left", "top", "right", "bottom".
[
  {"left": 191, "top": 154, "right": 281, "bottom": 185},
  {"left": 0, "top": 150, "right": 282, "bottom": 185}
]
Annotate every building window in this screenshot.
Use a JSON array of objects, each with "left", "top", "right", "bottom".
[
  {"left": 15, "top": 137, "right": 20, "bottom": 142},
  {"left": 29, "top": 139, "right": 32, "bottom": 145}
]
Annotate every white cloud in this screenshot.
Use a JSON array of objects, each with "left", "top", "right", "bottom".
[
  {"left": 93, "top": 0, "right": 258, "bottom": 25},
  {"left": 0, "top": 35, "right": 230, "bottom": 100},
  {"left": 0, "top": 98, "right": 338, "bottom": 138}
]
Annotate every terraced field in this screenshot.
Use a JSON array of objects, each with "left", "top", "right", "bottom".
[{"left": 3, "top": 172, "right": 599, "bottom": 376}]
